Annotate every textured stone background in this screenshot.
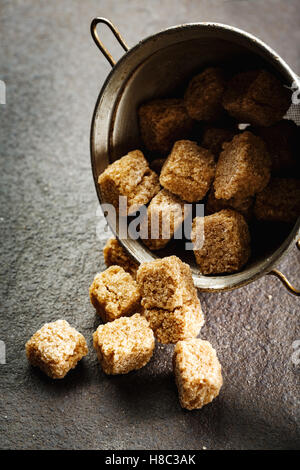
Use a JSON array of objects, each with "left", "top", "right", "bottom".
[{"left": 0, "top": 0, "right": 299, "bottom": 450}]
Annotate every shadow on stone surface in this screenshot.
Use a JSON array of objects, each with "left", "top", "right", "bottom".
[{"left": 25, "top": 359, "right": 91, "bottom": 393}]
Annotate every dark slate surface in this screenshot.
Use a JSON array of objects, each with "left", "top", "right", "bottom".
[{"left": 0, "top": 0, "right": 299, "bottom": 450}]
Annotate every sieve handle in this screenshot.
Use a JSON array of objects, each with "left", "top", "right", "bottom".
[
  {"left": 91, "top": 17, "right": 129, "bottom": 67},
  {"left": 268, "top": 239, "right": 300, "bottom": 296}
]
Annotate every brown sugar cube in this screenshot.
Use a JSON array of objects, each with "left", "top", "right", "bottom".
[
  {"left": 213, "top": 131, "right": 271, "bottom": 200},
  {"left": 173, "top": 339, "right": 222, "bottom": 410},
  {"left": 140, "top": 189, "right": 191, "bottom": 251},
  {"left": 137, "top": 255, "right": 198, "bottom": 311},
  {"left": 25, "top": 320, "right": 88, "bottom": 379},
  {"left": 254, "top": 178, "right": 300, "bottom": 223},
  {"left": 206, "top": 187, "right": 254, "bottom": 220},
  {"left": 184, "top": 67, "right": 226, "bottom": 121},
  {"left": 201, "top": 125, "right": 236, "bottom": 159},
  {"left": 93, "top": 314, "right": 155, "bottom": 375},
  {"left": 143, "top": 300, "right": 204, "bottom": 344},
  {"left": 98, "top": 150, "right": 160, "bottom": 215},
  {"left": 139, "top": 99, "right": 194, "bottom": 154},
  {"left": 191, "top": 209, "right": 251, "bottom": 274},
  {"left": 160, "top": 140, "right": 215, "bottom": 202},
  {"left": 222, "top": 69, "right": 291, "bottom": 126},
  {"left": 89, "top": 266, "right": 141, "bottom": 322},
  {"left": 150, "top": 158, "right": 166, "bottom": 174},
  {"left": 103, "top": 237, "right": 139, "bottom": 279},
  {"left": 251, "top": 120, "right": 299, "bottom": 175}
]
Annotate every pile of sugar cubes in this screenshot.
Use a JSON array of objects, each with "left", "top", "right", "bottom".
[
  {"left": 99, "top": 67, "right": 299, "bottom": 275},
  {"left": 25, "top": 66, "right": 300, "bottom": 411},
  {"left": 26, "top": 252, "right": 222, "bottom": 410}
]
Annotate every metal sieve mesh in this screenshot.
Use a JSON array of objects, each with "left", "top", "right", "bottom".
[{"left": 286, "top": 102, "right": 300, "bottom": 125}]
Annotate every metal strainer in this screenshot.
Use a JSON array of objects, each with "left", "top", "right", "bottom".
[{"left": 90, "top": 18, "right": 300, "bottom": 295}]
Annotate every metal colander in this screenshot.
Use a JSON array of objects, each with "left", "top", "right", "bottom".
[{"left": 90, "top": 18, "right": 300, "bottom": 295}]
